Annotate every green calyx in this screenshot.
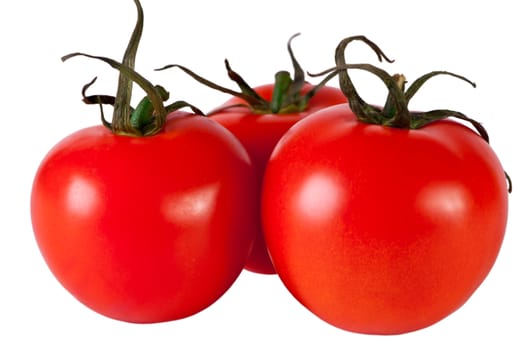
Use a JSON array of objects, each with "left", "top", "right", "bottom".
[
  {"left": 156, "top": 33, "right": 333, "bottom": 115},
  {"left": 311, "top": 35, "right": 511, "bottom": 193},
  {"left": 62, "top": 0, "right": 202, "bottom": 137},
  {"left": 311, "top": 36, "right": 488, "bottom": 140}
]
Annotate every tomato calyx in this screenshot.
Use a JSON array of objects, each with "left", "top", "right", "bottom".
[
  {"left": 311, "top": 35, "right": 512, "bottom": 193},
  {"left": 156, "top": 33, "right": 335, "bottom": 115},
  {"left": 62, "top": 0, "right": 203, "bottom": 137},
  {"left": 310, "top": 36, "right": 487, "bottom": 138}
]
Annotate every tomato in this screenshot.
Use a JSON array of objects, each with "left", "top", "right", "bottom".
[
  {"left": 210, "top": 83, "right": 347, "bottom": 274},
  {"left": 261, "top": 103, "right": 509, "bottom": 334},
  {"left": 31, "top": 0, "right": 258, "bottom": 323},
  {"left": 31, "top": 111, "right": 258, "bottom": 323}
]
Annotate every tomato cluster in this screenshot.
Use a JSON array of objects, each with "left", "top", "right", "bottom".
[{"left": 31, "top": 0, "right": 510, "bottom": 335}]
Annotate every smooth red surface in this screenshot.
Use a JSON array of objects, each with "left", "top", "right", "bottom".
[
  {"left": 31, "top": 112, "right": 258, "bottom": 323},
  {"left": 211, "top": 83, "right": 347, "bottom": 274},
  {"left": 262, "top": 104, "right": 508, "bottom": 334}
]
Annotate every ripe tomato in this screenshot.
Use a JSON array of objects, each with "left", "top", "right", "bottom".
[
  {"left": 261, "top": 103, "right": 509, "bottom": 334},
  {"left": 32, "top": 0, "right": 259, "bottom": 323},
  {"left": 31, "top": 111, "right": 258, "bottom": 323},
  {"left": 210, "top": 83, "right": 347, "bottom": 274}
]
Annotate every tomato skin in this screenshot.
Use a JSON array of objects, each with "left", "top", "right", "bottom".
[
  {"left": 211, "top": 84, "right": 347, "bottom": 274},
  {"left": 31, "top": 112, "right": 258, "bottom": 323},
  {"left": 262, "top": 104, "right": 508, "bottom": 334}
]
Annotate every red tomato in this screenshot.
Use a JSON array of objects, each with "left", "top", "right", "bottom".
[
  {"left": 262, "top": 103, "right": 508, "bottom": 334},
  {"left": 31, "top": 111, "right": 258, "bottom": 323},
  {"left": 210, "top": 84, "right": 347, "bottom": 274}
]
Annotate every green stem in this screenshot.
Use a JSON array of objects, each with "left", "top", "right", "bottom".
[
  {"left": 62, "top": 0, "right": 205, "bottom": 136},
  {"left": 270, "top": 71, "right": 293, "bottom": 113},
  {"left": 63, "top": 52, "right": 168, "bottom": 136},
  {"left": 325, "top": 35, "right": 512, "bottom": 193},
  {"left": 130, "top": 85, "right": 170, "bottom": 133},
  {"left": 157, "top": 33, "right": 335, "bottom": 115}
]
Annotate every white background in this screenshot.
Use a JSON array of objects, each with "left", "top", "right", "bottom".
[{"left": 1, "top": 0, "right": 526, "bottom": 348}]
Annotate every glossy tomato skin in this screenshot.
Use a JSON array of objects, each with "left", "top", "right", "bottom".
[
  {"left": 262, "top": 104, "right": 508, "bottom": 334},
  {"left": 211, "top": 83, "right": 347, "bottom": 274},
  {"left": 31, "top": 112, "right": 258, "bottom": 323}
]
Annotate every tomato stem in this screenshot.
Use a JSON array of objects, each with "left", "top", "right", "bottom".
[
  {"left": 333, "top": 49, "right": 486, "bottom": 139},
  {"left": 271, "top": 71, "right": 293, "bottom": 113},
  {"left": 156, "top": 33, "right": 331, "bottom": 115},
  {"left": 61, "top": 0, "right": 203, "bottom": 136},
  {"left": 318, "top": 35, "right": 512, "bottom": 193}
]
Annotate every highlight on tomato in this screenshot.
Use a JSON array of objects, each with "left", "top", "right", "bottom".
[
  {"left": 157, "top": 34, "right": 348, "bottom": 274},
  {"left": 261, "top": 35, "right": 511, "bottom": 334},
  {"left": 30, "top": 0, "right": 258, "bottom": 323}
]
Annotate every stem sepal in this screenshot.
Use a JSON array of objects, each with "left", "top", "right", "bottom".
[
  {"left": 62, "top": 0, "right": 203, "bottom": 137},
  {"left": 311, "top": 35, "right": 511, "bottom": 193}
]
